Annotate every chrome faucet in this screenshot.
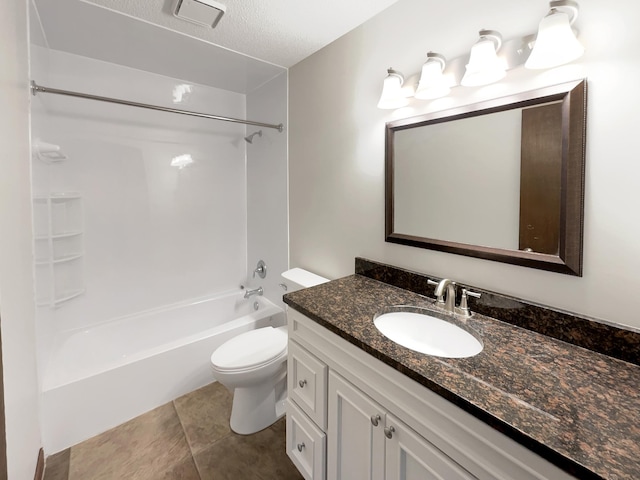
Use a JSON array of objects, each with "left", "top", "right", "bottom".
[
  {"left": 429, "top": 278, "right": 482, "bottom": 317},
  {"left": 244, "top": 286, "right": 263, "bottom": 299},
  {"left": 433, "top": 279, "right": 457, "bottom": 313}
]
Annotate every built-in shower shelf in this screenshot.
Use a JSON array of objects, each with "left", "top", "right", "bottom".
[
  {"left": 50, "top": 193, "right": 81, "bottom": 199},
  {"left": 53, "top": 289, "right": 85, "bottom": 306},
  {"left": 33, "top": 193, "right": 85, "bottom": 308},
  {"left": 36, "top": 289, "right": 85, "bottom": 308},
  {"left": 35, "top": 231, "right": 83, "bottom": 241},
  {"left": 35, "top": 253, "right": 84, "bottom": 266},
  {"left": 52, "top": 253, "right": 83, "bottom": 264}
]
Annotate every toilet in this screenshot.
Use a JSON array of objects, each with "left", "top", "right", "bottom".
[{"left": 210, "top": 268, "right": 329, "bottom": 434}]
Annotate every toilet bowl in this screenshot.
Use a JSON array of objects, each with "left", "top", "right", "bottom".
[
  {"left": 210, "top": 268, "right": 329, "bottom": 435},
  {"left": 210, "top": 326, "right": 288, "bottom": 434}
]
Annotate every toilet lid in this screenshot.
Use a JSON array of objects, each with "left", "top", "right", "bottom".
[{"left": 210, "top": 326, "right": 288, "bottom": 372}]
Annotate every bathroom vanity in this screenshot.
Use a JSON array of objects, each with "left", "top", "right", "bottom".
[{"left": 284, "top": 259, "right": 640, "bottom": 480}]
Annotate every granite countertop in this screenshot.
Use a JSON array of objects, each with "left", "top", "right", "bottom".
[{"left": 283, "top": 274, "right": 640, "bottom": 480}]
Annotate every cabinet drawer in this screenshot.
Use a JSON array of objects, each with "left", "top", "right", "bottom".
[
  {"left": 288, "top": 340, "right": 328, "bottom": 429},
  {"left": 287, "top": 400, "right": 326, "bottom": 480}
]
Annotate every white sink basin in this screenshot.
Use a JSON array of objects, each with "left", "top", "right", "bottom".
[{"left": 374, "top": 309, "right": 483, "bottom": 358}]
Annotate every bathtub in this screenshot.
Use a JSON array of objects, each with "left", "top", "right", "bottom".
[{"left": 42, "top": 290, "right": 285, "bottom": 454}]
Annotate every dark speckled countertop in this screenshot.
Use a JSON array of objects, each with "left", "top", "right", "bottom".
[{"left": 284, "top": 274, "right": 640, "bottom": 480}]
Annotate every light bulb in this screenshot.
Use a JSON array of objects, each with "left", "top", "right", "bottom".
[
  {"left": 525, "top": 9, "right": 584, "bottom": 69},
  {"left": 415, "top": 53, "right": 450, "bottom": 100},
  {"left": 461, "top": 32, "right": 506, "bottom": 87},
  {"left": 377, "top": 69, "right": 409, "bottom": 109}
]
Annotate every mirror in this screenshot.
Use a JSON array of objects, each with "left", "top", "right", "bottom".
[{"left": 385, "top": 79, "right": 586, "bottom": 275}]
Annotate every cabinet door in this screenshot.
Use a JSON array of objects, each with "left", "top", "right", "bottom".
[
  {"left": 384, "top": 413, "right": 476, "bottom": 480},
  {"left": 327, "top": 371, "right": 385, "bottom": 480}
]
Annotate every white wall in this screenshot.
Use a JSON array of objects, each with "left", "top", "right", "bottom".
[
  {"left": 0, "top": 0, "right": 43, "bottom": 477},
  {"left": 246, "top": 73, "right": 289, "bottom": 308},
  {"left": 32, "top": 47, "right": 249, "bottom": 370},
  {"left": 289, "top": 0, "right": 640, "bottom": 330}
]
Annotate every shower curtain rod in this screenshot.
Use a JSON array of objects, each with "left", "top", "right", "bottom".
[{"left": 30, "top": 81, "right": 284, "bottom": 132}]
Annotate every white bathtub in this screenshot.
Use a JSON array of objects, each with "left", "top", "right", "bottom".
[{"left": 42, "top": 290, "right": 285, "bottom": 454}]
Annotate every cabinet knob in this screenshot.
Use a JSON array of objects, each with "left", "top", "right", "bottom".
[
  {"left": 384, "top": 426, "right": 395, "bottom": 439},
  {"left": 299, "top": 379, "right": 307, "bottom": 388},
  {"left": 297, "top": 442, "right": 305, "bottom": 452},
  {"left": 370, "top": 414, "right": 381, "bottom": 427}
]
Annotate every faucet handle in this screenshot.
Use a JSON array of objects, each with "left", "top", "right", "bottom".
[
  {"left": 458, "top": 289, "right": 481, "bottom": 317},
  {"left": 253, "top": 260, "right": 267, "bottom": 279},
  {"left": 464, "top": 289, "right": 481, "bottom": 299},
  {"left": 426, "top": 279, "right": 440, "bottom": 302}
]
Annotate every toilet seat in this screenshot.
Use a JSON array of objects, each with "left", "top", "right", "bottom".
[{"left": 210, "top": 326, "right": 287, "bottom": 373}]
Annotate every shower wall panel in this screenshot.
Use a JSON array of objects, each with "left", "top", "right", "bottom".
[
  {"left": 246, "top": 72, "right": 289, "bottom": 308},
  {"left": 32, "top": 47, "right": 248, "bottom": 336}
]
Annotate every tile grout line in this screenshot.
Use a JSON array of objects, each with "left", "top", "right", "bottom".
[
  {"left": 171, "top": 400, "right": 203, "bottom": 480},
  {"left": 171, "top": 397, "right": 236, "bottom": 479},
  {"left": 62, "top": 446, "right": 72, "bottom": 480}
]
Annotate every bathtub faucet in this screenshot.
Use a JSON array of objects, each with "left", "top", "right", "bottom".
[{"left": 244, "top": 286, "right": 263, "bottom": 299}]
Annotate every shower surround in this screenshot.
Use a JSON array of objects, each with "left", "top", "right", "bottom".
[{"left": 31, "top": 45, "right": 288, "bottom": 452}]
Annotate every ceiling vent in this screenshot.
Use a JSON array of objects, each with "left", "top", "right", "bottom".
[{"left": 173, "top": 0, "right": 226, "bottom": 28}]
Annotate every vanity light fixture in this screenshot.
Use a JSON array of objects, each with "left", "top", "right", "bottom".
[
  {"left": 414, "top": 52, "right": 451, "bottom": 100},
  {"left": 525, "top": 0, "right": 584, "bottom": 69},
  {"left": 377, "top": 68, "right": 410, "bottom": 109},
  {"left": 376, "top": 1, "right": 587, "bottom": 107},
  {"left": 461, "top": 30, "right": 507, "bottom": 87}
]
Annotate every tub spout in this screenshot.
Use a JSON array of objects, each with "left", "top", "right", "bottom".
[{"left": 244, "top": 286, "right": 263, "bottom": 299}]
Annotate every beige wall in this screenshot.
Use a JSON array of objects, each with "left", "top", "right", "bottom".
[
  {"left": 289, "top": 0, "right": 640, "bottom": 330},
  {"left": 0, "top": 0, "right": 42, "bottom": 476}
]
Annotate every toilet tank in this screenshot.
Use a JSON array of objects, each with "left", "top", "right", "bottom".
[{"left": 281, "top": 268, "right": 329, "bottom": 293}]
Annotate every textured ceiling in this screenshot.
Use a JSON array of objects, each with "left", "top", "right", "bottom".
[
  {"left": 81, "top": 0, "right": 401, "bottom": 68},
  {"left": 34, "top": 0, "right": 287, "bottom": 93}
]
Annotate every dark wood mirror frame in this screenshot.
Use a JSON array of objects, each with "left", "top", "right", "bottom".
[{"left": 385, "top": 79, "right": 587, "bottom": 276}]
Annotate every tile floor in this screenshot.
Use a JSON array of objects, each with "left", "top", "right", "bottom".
[{"left": 43, "top": 382, "right": 303, "bottom": 480}]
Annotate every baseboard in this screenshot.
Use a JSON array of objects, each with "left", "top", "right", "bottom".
[{"left": 33, "top": 449, "right": 44, "bottom": 480}]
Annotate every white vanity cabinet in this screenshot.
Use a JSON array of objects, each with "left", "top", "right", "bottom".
[
  {"left": 328, "top": 371, "right": 474, "bottom": 480},
  {"left": 287, "top": 399, "right": 326, "bottom": 480},
  {"left": 289, "top": 340, "right": 328, "bottom": 430},
  {"left": 287, "top": 340, "right": 328, "bottom": 479},
  {"left": 286, "top": 309, "right": 575, "bottom": 480},
  {"left": 383, "top": 411, "right": 475, "bottom": 480},
  {"left": 327, "top": 370, "right": 385, "bottom": 480}
]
